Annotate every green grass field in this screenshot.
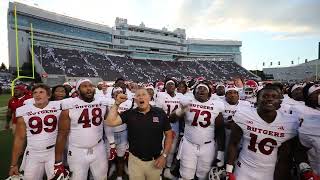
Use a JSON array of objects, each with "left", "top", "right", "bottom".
[{"left": 0, "top": 94, "right": 12, "bottom": 179}]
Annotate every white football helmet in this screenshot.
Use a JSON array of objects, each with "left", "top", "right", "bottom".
[
  {"left": 209, "top": 166, "right": 226, "bottom": 180},
  {"left": 5, "top": 174, "right": 23, "bottom": 180}
]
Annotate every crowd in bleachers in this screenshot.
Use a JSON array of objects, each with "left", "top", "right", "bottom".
[{"left": 34, "top": 46, "right": 256, "bottom": 82}]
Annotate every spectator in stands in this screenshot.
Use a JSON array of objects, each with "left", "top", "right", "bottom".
[
  {"left": 50, "top": 85, "right": 68, "bottom": 101},
  {"left": 5, "top": 85, "right": 32, "bottom": 132}
]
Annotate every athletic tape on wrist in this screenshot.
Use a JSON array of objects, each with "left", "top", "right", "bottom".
[{"left": 226, "top": 164, "right": 234, "bottom": 173}]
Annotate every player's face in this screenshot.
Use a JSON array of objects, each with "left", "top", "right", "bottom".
[
  {"left": 33, "top": 87, "right": 50, "bottom": 105},
  {"left": 216, "top": 86, "right": 225, "bottom": 96},
  {"left": 130, "top": 83, "right": 138, "bottom": 93},
  {"left": 64, "top": 85, "right": 72, "bottom": 92},
  {"left": 97, "top": 84, "right": 103, "bottom": 90},
  {"left": 177, "top": 84, "right": 187, "bottom": 94},
  {"left": 291, "top": 87, "right": 304, "bottom": 101},
  {"left": 135, "top": 89, "right": 151, "bottom": 110},
  {"left": 146, "top": 88, "right": 154, "bottom": 98},
  {"left": 308, "top": 89, "right": 320, "bottom": 107},
  {"left": 165, "top": 82, "right": 176, "bottom": 94},
  {"left": 195, "top": 86, "right": 210, "bottom": 102},
  {"left": 226, "top": 90, "right": 239, "bottom": 105},
  {"left": 115, "top": 80, "right": 126, "bottom": 89},
  {"left": 14, "top": 89, "right": 24, "bottom": 98},
  {"left": 53, "top": 86, "right": 66, "bottom": 101},
  {"left": 257, "top": 89, "right": 281, "bottom": 112},
  {"left": 79, "top": 81, "right": 95, "bottom": 102}
]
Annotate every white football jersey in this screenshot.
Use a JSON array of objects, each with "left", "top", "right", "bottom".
[
  {"left": 155, "top": 92, "right": 181, "bottom": 132},
  {"left": 222, "top": 99, "right": 251, "bottom": 123},
  {"left": 234, "top": 108, "right": 299, "bottom": 176},
  {"left": 61, "top": 97, "right": 108, "bottom": 148},
  {"left": 23, "top": 98, "right": 35, "bottom": 105},
  {"left": 183, "top": 96, "right": 225, "bottom": 144},
  {"left": 211, "top": 94, "right": 224, "bottom": 101},
  {"left": 16, "top": 101, "right": 62, "bottom": 151},
  {"left": 298, "top": 106, "right": 320, "bottom": 175}
]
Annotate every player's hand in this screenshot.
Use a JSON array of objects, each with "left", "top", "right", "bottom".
[
  {"left": 115, "top": 93, "right": 127, "bottom": 105},
  {"left": 52, "top": 162, "right": 69, "bottom": 180},
  {"left": 8, "top": 165, "right": 19, "bottom": 176},
  {"left": 226, "top": 172, "right": 236, "bottom": 180},
  {"left": 154, "top": 155, "right": 166, "bottom": 169},
  {"left": 300, "top": 171, "right": 319, "bottom": 180},
  {"left": 109, "top": 145, "right": 117, "bottom": 160}
]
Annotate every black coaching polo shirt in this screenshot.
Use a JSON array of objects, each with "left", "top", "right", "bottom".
[{"left": 120, "top": 106, "right": 171, "bottom": 160}]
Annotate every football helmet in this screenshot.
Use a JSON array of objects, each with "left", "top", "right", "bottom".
[
  {"left": 244, "top": 80, "right": 258, "bottom": 97},
  {"left": 209, "top": 166, "right": 226, "bottom": 180}
]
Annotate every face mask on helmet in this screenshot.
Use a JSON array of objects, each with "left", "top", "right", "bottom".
[{"left": 244, "top": 87, "right": 254, "bottom": 97}]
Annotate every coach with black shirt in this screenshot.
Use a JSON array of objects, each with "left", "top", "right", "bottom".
[{"left": 106, "top": 87, "right": 173, "bottom": 180}]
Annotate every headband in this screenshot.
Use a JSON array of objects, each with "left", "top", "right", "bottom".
[
  {"left": 165, "top": 80, "right": 175, "bottom": 86},
  {"left": 196, "top": 84, "right": 210, "bottom": 92},
  {"left": 76, "top": 79, "right": 92, "bottom": 90},
  {"left": 308, "top": 84, "right": 320, "bottom": 95}
]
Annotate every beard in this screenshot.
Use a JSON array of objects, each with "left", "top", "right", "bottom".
[{"left": 79, "top": 90, "right": 94, "bottom": 103}]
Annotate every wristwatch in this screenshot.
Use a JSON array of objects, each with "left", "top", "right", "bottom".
[{"left": 162, "top": 153, "right": 167, "bottom": 158}]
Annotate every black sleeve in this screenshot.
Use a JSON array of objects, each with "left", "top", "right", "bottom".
[
  {"left": 120, "top": 110, "right": 130, "bottom": 124},
  {"left": 161, "top": 109, "right": 171, "bottom": 132}
]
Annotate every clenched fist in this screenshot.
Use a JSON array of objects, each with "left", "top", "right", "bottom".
[{"left": 115, "top": 93, "right": 128, "bottom": 105}]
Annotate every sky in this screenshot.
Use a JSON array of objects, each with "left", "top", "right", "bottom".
[{"left": 0, "top": 0, "right": 319, "bottom": 70}]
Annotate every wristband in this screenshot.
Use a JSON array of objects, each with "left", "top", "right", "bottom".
[
  {"left": 54, "top": 161, "right": 63, "bottom": 165},
  {"left": 217, "top": 151, "right": 224, "bottom": 161},
  {"left": 110, "top": 143, "right": 116, "bottom": 148},
  {"left": 226, "top": 164, "right": 234, "bottom": 173},
  {"left": 299, "top": 162, "right": 312, "bottom": 172}
]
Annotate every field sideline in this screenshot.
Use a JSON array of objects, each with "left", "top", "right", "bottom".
[{"left": 0, "top": 94, "right": 13, "bottom": 179}]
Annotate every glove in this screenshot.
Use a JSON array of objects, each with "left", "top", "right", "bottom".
[
  {"left": 52, "top": 162, "right": 69, "bottom": 180},
  {"left": 226, "top": 172, "right": 236, "bottom": 180},
  {"left": 299, "top": 163, "right": 319, "bottom": 180},
  {"left": 301, "top": 171, "right": 319, "bottom": 180},
  {"left": 225, "top": 164, "right": 236, "bottom": 180},
  {"left": 109, "top": 144, "right": 117, "bottom": 161},
  {"left": 124, "top": 148, "right": 129, "bottom": 160}
]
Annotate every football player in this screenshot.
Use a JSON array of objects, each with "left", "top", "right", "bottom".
[
  {"left": 222, "top": 85, "right": 250, "bottom": 155},
  {"left": 295, "top": 83, "right": 320, "bottom": 179},
  {"left": 173, "top": 82, "right": 225, "bottom": 180},
  {"left": 6, "top": 85, "right": 32, "bottom": 132},
  {"left": 226, "top": 85, "right": 299, "bottom": 180},
  {"left": 53, "top": 79, "right": 108, "bottom": 180},
  {"left": 155, "top": 78, "right": 181, "bottom": 179},
  {"left": 105, "top": 87, "right": 132, "bottom": 180},
  {"left": 9, "top": 84, "right": 61, "bottom": 179}
]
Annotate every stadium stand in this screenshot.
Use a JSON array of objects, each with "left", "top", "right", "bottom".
[{"left": 34, "top": 46, "right": 256, "bottom": 82}]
